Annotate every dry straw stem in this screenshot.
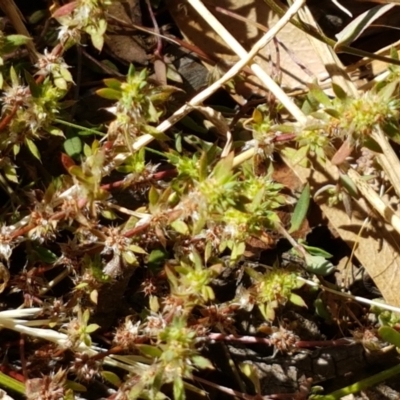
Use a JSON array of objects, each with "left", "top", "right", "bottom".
[
  {"left": 186, "top": 0, "right": 307, "bottom": 123},
  {"left": 128, "top": 0, "right": 307, "bottom": 156},
  {"left": 298, "top": 276, "right": 400, "bottom": 315}
]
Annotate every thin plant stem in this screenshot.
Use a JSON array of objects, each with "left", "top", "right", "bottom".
[{"left": 310, "top": 362, "right": 400, "bottom": 399}]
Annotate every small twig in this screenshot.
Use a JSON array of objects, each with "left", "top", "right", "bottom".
[{"left": 298, "top": 276, "right": 400, "bottom": 314}]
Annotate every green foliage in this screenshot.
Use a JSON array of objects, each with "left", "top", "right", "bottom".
[
  {"left": 67, "top": 308, "right": 100, "bottom": 348},
  {"left": 245, "top": 266, "right": 306, "bottom": 321},
  {"left": 2, "top": 2, "right": 400, "bottom": 399}
]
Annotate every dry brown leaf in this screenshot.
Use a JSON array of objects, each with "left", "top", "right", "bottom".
[
  {"left": 167, "top": 0, "right": 329, "bottom": 92},
  {"left": 285, "top": 156, "right": 400, "bottom": 307},
  {"left": 105, "top": 0, "right": 149, "bottom": 65}
]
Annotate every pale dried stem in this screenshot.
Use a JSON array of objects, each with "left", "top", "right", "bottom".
[
  {"left": 298, "top": 276, "right": 400, "bottom": 315},
  {"left": 186, "top": 0, "right": 307, "bottom": 123},
  {"left": 131, "top": 0, "right": 307, "bottom": 153}
]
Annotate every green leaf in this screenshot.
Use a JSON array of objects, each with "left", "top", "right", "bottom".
[
  {"left": 95, "top": 88, "right": 121, "bottom": 100},
  {"left": 63, "top": 136, "right": 82, "bottom": 157},
  {"left": 180, "top": 115, "right": 208, "bottom": 134},
  {"left": 309, "top": 83, "right": 331, "bottom": 107},
  {"left": 85, "top": 323, "right": 100, "bottom": 333},
  {"left": 147, "top": 249, "right": 168, "bottom": 268},
  {"left": 382, "top": 120, "right": 400, "bottom": 145},
  {"left": 335, "top": 4, "right": 395, "bottom": 50},
  {"left": 331, "top": 83, "right": 348, "bottom": 101},
  {"left": 314, "top": 297, "right": 332, "bottom": 322},
  {"left": 212, "top": 152, "right": 234, "bottom": 183},
  {"left": 3, "top": 163, "right": 18, "bottom": 183},
  {"left": 122, "top": 251, "right": 137, "bottom": 265},
  {"left": 173, "top": 377, "right": 185, "bottom": 400},
  {"left": 289, "top": 183, "right": 310, "bottom": 233},
  {"left": 240, "top": 363, "right": 261, "bottom": 394},
  {"left": 90, "top": 31, "right": 105, "bottom": 51},
  {"left": 191, "top": 355, "right": 213, "bottom": 369},
  {"left": 148, "top": 185, "right": 159, "bottom": 206},
  {"left": 304, "top": 254, "right": 335, "bottom": 276},
  {"left": 103, "top": 78, "right": 122, "bottom": 90},
  {"left": 101, "top": 370, "right": 121, "bottom": 387},
  {"left": 9, "top": 66, "right": 19, "bottom": 87},
  {"left": 33, "top": 245, "right": 58, "bottom": 263},
  {"left": 54, "top": 77, "right": 67, "bottom": 90},
  {"left": 339, "top": 173, "right": 359, "bottom": 198},
  {"left": 2, "top": 34, "right": 31, "bottom": 54},
  {"left": 379, "top": 326, "right": 400, "bottom": 348},
  {"left": 170, "top": 219, "right": 189, "bottom": 235},
  {"left": 289, "top": 293, "right": 307, "bottom": 308},
  {"left": 301, "top": 244, "right": 333, "bottom": 259},
  {"left": 128, "top": 244, "right": 147, "bottom": 254},
  {"left": 100, "top": 209, "right": 117, "bottom": 220},
  {"left": 231, "top": 241, "right": 245, "bottom": 260},
  {"left": 24, "top": 70, "right": 41, "bottom": 98},
  {"left": 25, "top": 138, "right": 41, "bottom": 161},
  {"left": 137, "top": 344, "right": 163, "bottom": 358}
]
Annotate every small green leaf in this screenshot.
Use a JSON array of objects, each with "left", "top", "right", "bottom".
[
  {"left": 314, "top": 297, "right": 332, "bottom": 322},
  {"left": 100, "top": 209, "right": 117, "bottom": 220},
  {"left": 148, "top": 186, "right": 159, "bottom": 206},
  {"left": 33, "top": 245, "right": 58, "bottom": 263},
  {"left": 289, "top": 183, "right": 310, "bottom": 233},
  {"left": 128, "top": 244, "right": 147, "bottom": 254},
  {"left": 25, "top": 138, "right": 41, "bottom": 161},
  {"left": 335, "top": 4, "right": 395, "bottom": 50},
  {"left": 85, "top": 323, "right": 100, "bottom": 333},
  {"left": 54, "top": 77, "right": 67, "bottom": 90},
  {"left": 137, "top": 344, "right": 163, "bottom": 358},
  {"left": 191, "top": 355, "right": 213, "bottom": 369},
  {"left": 212, "top": 152, "right": 234, "bottom": 183},
  {"left": 170, "top": 219, "right": 189, "bottom": 235},
  {"left": 379, "top": 326, "right": 400, "bottom": 348},
  {"left": 304, "top": 254, "right": 335, "bottom": 276},
  {"left": 301, "top": 244, "right": 333, "bottom": 259},
  {"left": 3, "top": 163, "right": 18, "bottom": 183},
  {"left": 90, "top": 31, "right": 105, "bottom": 51},
  {"left": 339, "top": 173, "right": 359, "bottom": 198},
  {"left": 331, "top": 83, "right": 348, "bottom": 101},
  {"left": 147, "top": 249, "right": 168, "bottom": 268},
  {"left": 309, "top": 83, "right": 332, "bottom": 107},
  {"left": 63, "top": 136, "right": 82, "bottom": 157},
  {"left": 173, "top": 377, "right": 185, "bottom": 400},
  {"left": 240, "top": 363, "right": 261, "bottom": 394},
  {"left": 24, "top": 70, "right": 41, "bottom": 98},
  {"left": 96, "top": 88, "right": 121, "bottom": 100},
  {"left": 101, "top": 370, "right": 121, "bottom": 387},
  {"left": 103, "top": 78, "right": 122, "bottom": 90},
  {"left": 122, "top": 251, "right": 137, "bottom": 265},
  {"left": 289, "top": 293, "right": 307, "bottom": 308}
]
